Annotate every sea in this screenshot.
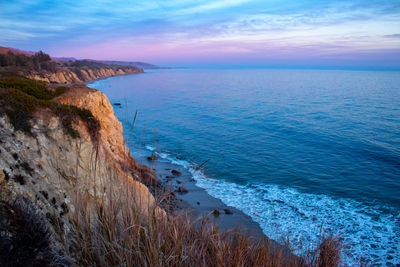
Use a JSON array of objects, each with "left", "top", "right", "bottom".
[{"left": 89, "top": 68, "right": 400, "bottom": 266}]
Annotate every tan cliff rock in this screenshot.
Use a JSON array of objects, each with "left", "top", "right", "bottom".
[
  {"left": 56, "top": 85, "right": 131, "bottom": 167},
  {"left": 26, "top": 67, "right": 143, "bottom": 84},
  {"left": 0, "top": 84, "right": 164, "bottom": 255}
]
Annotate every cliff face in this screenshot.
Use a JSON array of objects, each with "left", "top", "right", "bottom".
[
  {"left": 55, "top": 85, "right": 158, "bottom": 185},
  {"left": 26, "top": 66, "right": 143, "bottom": 84},
  {"left": 0, "top": 83, "right": 163, "bottom": 259}
]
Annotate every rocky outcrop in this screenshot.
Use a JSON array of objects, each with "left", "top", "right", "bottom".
[
  {"left": 26, "top": 66, "right": 143, "bottom": 84},
  {"left": 56, "top": 85, "right": 131, "bottom": 166},
  {"left": 55, "top": 85, "right": 159, "bottom": 185}
]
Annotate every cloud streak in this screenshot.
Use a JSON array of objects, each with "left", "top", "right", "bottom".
[{"left": 1, "top": 0, "right": 399, "bottom": 67}]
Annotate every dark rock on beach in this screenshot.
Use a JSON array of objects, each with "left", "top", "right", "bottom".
[
  {"left": 171, "top": 170, "right": 181, "bottom": 176},
  {"left": 147, "top": 154, "right": 158, "bottom": 161},
  {"left": 212, "top": 209, "right": 220, "bottom": 217},
  {"left": 176, "top": 186, "right": 188, "bottom": 194},
  {"left": 224, "top": 209, "right": 233, "bottom": 215}
]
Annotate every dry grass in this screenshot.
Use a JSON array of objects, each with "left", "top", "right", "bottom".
[
  {"left": 65, "top": 173, "right": 343, "bottom": 267},
  {"left": 0, "top": 196, "right": 69, "bottom": 266}
]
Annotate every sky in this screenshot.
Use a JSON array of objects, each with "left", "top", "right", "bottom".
[{"left": 1, "top": 0, "right": 400, "bottom": 68}]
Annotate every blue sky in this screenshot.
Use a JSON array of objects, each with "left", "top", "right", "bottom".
[{"left": 1, "top": 0, "right": 400, "bottom": 67}]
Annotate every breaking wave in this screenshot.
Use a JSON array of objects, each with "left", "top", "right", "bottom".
[{"left": 145, "top": 145, "right": 400, "bottom": 266}]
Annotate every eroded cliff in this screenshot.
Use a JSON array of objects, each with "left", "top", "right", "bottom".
[
  {"left": 0, "top": 79, "right": 163, "bottom": 264},
  {"left": 26, "top": 66, "right": 143, "bottom": 84}
]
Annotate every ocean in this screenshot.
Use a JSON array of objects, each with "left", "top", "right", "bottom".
[{"left": 89, "top": 68, "right": 400, "bottom": 265}]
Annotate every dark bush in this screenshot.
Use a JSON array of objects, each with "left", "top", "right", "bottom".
[
  {"left": 41, "top": 61, "right": 58, "bottom": 72},
  {"left": 33, "top": 51, "right": 51, "bottom": 63},
  {"left": 0, "top": 51, "right": 55, "bottom": 71},
  {"left": 13, "top": 174, "right": 26, "bottom": 185},
  {"left": 0, "top": 88, "right": 42, "bottom": 133},
  {"left": 55, "top": 104, "right": 100, "bottom": 142},
  {"left": 15, "top": 54, "right": 33, "bottom": 68},
  {"left": 70, "top": 59, "right": 107, "bottom": 69},
  {"left": 0, "top": 197, "right": 63, "bottom": 266},
  {"left": 0, "top": 54, "right": 6, "bottom": 67},
  {"left": 5, "top": 51, "right": 17, "bottom": 66}
]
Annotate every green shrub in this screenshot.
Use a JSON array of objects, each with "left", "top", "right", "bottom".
[
  {"left": 54, "top": 86, "right": 67, "bottom": 97},
  {"left": 0, "top": 76, "right": 53, "bottom": 100},
  {"left": 0, "top": 88, "right": 49, "bottom": 133},
  {"left": 0, "top": 76, "right": 99, "bottom": 142}
]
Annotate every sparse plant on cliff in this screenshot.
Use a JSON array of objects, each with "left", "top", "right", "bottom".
[{"left": 55, "top": 103, "right": 100, "bottom": 142}]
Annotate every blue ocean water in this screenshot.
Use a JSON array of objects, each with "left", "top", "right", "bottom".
[{"left": 89, "top": 68, "right": 400, "bottom": 265}]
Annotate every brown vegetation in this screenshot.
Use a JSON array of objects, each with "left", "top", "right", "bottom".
[
  {"left": 0, "top": 197, "right": 69, "bottom": 266},
  {"left": 66, "top": 172, "right": 343, "bottom": 267}
]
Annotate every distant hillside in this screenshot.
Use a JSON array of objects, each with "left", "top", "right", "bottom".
[
  {"left": 0, "top": 46, "right": 76, "bottom": 61},
  {"left": 53, "top": 56, "right": 77, "bottom": 61},
  {"left": 0, "top": 49, "right": 143, "bottom": 83},
  {"left": 90, "top": 60, "right": 160, "bottom": 69},
  {"left": 0, "top": 46, "right": 35, "bottom": 56},
  {"left": 0, "top": 46, "right": 159, "bottom": 69}
]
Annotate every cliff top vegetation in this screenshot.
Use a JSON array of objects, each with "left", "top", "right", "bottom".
[
  {"left": 0, "top": 72, "right": 99, "bottom": 142},
  {"left": 0, "top": 50, "right": 142, "bottom": 75}
]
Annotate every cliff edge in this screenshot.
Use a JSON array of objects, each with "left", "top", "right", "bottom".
[{"left": 0, "top": 74, "right": 163, "bottom": 265}]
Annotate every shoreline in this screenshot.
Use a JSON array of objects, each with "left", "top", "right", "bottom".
[{"left": 131, "top": 147, "right": 267, "bottom": 239}]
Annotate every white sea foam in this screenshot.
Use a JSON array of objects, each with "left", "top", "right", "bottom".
[
  {"left": 147, "top": 146, "right": 400, "bottom": 266},
  {"left": 145, "top": 145, "right": 155, "bottom": 151}
]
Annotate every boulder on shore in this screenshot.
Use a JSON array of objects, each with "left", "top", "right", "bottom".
[
  {"left": 212, "top": 210, "right": 220, "bottom": 217},
  {"left": 147, "top": 154, "right": 158, "bottom": 161},
  {"left": 171, "top": 170, "right": 181, "bottom": 176},
  {"left": 224, "top": 209, "right": 233, "bottom": 215},
  {"left": 175, "top": 186, "right": 188, "bottom": 194}
]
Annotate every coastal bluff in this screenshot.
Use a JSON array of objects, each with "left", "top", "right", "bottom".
[
  {"left": 27, "top": 66, "right": 143, "bottom": 84},
  {"left": 0, "top": 72, "right": 163, "bottom": 264},
  {"left": 0, "top": 47, "right": 144, "bottom": 84}
]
